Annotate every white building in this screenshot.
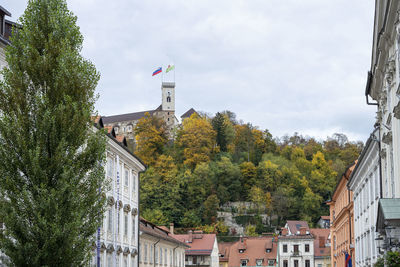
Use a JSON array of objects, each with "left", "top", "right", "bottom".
[
  {"left": 139, "top": 219, "right": 188, "bottom": 267},
  {"left": 91, "top": 117, "right": 146, "bottom": 267},
  {"left": 347, "top": 129, "right": 380, "bottom": 267},
  {"left": 365, "top": 0, "right": 400, "bottom": 247},
  {"left": 278, "top": 222, "right": 314, "bottom": 267}
]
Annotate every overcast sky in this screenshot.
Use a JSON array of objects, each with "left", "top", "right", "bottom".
[{"left": 3, "top": 0, "right": 376, "bottom": 142}]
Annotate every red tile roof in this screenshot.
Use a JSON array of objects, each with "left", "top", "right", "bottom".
[
  {"left": 224, "top": 237, "right": 277, "bottom": 267},
  {"left": 309, "top": 228, "right": 330, "bottom": 257},
  {"left": 286, "top": 220, "right": 309, "bottom": 234},
  {"left": 140, "top": 218, "right": 189, "bottom": 248},
  {"left": 320, "top": 216, "right": 330, "bottom": 220},
  {"left": 218, "top": 242, "right": 235, "bottom": 262},
  {"left": 172, "top": 232, "right": 216, "bottom": 256}
]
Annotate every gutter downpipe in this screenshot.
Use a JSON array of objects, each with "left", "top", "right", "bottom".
[
  {"left": 172, "top": 244, "right": 179, "bottom": 267},
  {"left": 344, "top": 170, "right": 353, "bottom": 260},
  {"left": 153, "top": 239, "right": 161, "bottom": 267}
]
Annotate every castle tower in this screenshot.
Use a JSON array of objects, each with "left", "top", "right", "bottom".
[{"left": 161, "top": 82, "right": 176, "bottom": 129}]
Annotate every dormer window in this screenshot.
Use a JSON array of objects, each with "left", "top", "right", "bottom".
[
  {"left": 239, "top": 249, "right": 245, "bottom": 253},
  {"left": 266, "top": 249, "right": 271, "bottom": 253},
  {"left": 241, "top": 260, "right": 248, "bottom": 266},
  {"left": 256, "top": 259, "right": 263, "bottom": 266}
]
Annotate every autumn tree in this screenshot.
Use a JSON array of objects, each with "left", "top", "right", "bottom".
[
  {"left": 177, "top": 113, "right": 216, "bottom": 169},
  {"left": 0, "top": 0, "right": 106, "bottom": 265},
  {"left": 134, "top": 112, "right": 168, "bottom": 166}
]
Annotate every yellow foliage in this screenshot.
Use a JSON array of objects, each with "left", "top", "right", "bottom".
[{"left": 177, "top": 113, "right": 216, "bottom": 169}]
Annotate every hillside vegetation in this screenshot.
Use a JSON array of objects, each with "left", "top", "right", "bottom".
[{"left": 136, "top": 111, "right": 362, "bottom": 233}]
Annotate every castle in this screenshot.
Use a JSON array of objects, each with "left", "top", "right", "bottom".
[{"left": 102, "top": 82, "right": 196, "bottom": 149}]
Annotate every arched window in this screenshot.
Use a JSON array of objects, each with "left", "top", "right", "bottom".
[{"left": 167, "top": 96, "right": 171, "bottom": 102}]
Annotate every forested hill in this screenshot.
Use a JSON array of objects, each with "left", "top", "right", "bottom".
[{"left": 135, "top": 111, "right": 363, "bottom": 232}]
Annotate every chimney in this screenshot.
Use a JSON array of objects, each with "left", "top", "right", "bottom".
[
  {"left": 188, "top": 230, "right": 193, "bottom": 243},
  {"left": 170, "top": 223, "right": 174, "bottom": 234},
  {"left": 319, "top": 236, "right": 325, "bottom": 248},
  {"left": 299, "top": 227, "right": 307, "bottom": 235},
  {"left": 281, "top": 228, "right": 288, "bottom": 236},
  {"left": 194, "top": 230, "right": 203, "bottom": 239}
]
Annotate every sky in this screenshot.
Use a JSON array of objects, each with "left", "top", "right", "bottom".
[{"left": 3, "top": 0, "right": 377, "bottom": 142}]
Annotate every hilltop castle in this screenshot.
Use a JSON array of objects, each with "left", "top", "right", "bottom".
[{"left": 102, "top": 82, "right": 196, "bottom": 149}]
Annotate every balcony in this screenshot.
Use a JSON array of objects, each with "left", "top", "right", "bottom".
[{"left": 292, "top": 251, "right": 300, "bottom": 256}]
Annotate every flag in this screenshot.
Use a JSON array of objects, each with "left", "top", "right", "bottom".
[
  {"left": 152, "top": 67, "right": 162, "bottom": 76},
  {"left": 166, "top": 64, "right": 175, "bottom": 73},
  {"left": 345, "top": 253, "right": 352, "bottom": 267}
]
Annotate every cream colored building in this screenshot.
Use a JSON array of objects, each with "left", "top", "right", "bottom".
[
  {"left": 139, "top": 219, "right": 188, "bottom": 267},
  {"left": 90, "top": 118, "right": 146, "bottom": 267}
]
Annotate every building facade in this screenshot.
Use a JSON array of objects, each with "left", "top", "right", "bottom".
[
  {"left": 309, "top": 229, "right": 331, "bottom": 267},
  {"left": 347, "top": 130, "right": 380, "bottom": 267},
  {"left": 173, "top": 231, "right": 219, "bottom": 267},
  {"left": 139, "top": 218, "right": 188, "bottom": 267},
  {"left": 278, "top": 226, "right": 314, "bottom": 267},
  {"left": 327, "top": 163, "right": 355, "bottom": 267},
  {"left": 365, "top": 0, "right": 400, "bottom": 251},
  {"left": 90, "top": 118, "right": 146, "bottom": 267}
]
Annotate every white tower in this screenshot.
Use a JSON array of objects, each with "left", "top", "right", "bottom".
[{"left": 161, "top": 82, "right": 175, "bottom": 111}]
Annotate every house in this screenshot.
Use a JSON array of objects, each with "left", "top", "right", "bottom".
[
  {"left": 0, "top": 5, "right": 18, "bottom": 71},
  {"left": 327, "top": 163, "right": 356, "bottom": 267},
  {"left": 347, "top": 130, "right": 380, "bottom": 266},
  {"left": 365, "top": 0, "right": 400, "bottom": 250},
  {"left": 172, "top": 230, "right": 219, "bottom": 267},
  {"left": 309, "top": 229, "right": 331, "bottom": 267},
  {"left": 317, "top": 216, "right": 330, "bottom": 229},
  {"left": 139, "top": 218, "right": 189, "bottom": 267},
  {"left": 278, "top": 223, "right": 314, "bottom": 267},
  {"left": 90, "top": 117, "right": 146, "bottom": 267},
  {"left": 221, "top": 236, "right": 277, "bottom": 267},
  {"left": 218, "top": 242, "right": 234, "bottom": 267}
]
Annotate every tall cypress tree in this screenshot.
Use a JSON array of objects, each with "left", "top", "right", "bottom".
[{"left": 0, "top": 0, "right": 106, "bottom": 265}]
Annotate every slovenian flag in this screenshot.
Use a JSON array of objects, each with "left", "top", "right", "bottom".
[
  {"left": 152, "top": 67, "right": 162, "bottom": 76},
  {"left": 345, "top": 253, "right": 352, "bottom": 267}
]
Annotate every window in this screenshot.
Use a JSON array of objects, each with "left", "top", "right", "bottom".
[
  {"left": 150, "top": 245, "right": 154, "bottom": 263},
  {"left": 124, "top": 214, "right": 128, "bottom": 236},
  {"left": 283, "top": 244, "right": 287, "bottom": 253},
  {"left": 114, "top": 127, "right": 119, "bottom": 134},
  {"left": 239, "top": 249, "right": 244, "bottom": 253},
  {"left": 127, "top": 125, "right": 132, "bottom": 132},
  {"left": 124, "top": 256, "right": 128, "bottom": 267},
  {"left": 256, "top": 259, "right": 263, "bottom": 266},
  {"left": 132, "top": 172, "right": 136, "bottom": 195},
  {"left": 283, "top": 260, "right": 288, "bottom": 267},
  {"left": 268, "top": 260, "right": 275, "bottom": 266},
  {"left": 294, "top": 260, "right": 299, "bottom": 267},
  {"left": 144, "top": 244, "right": 148, "bottom": 263},
  {"left": 107, "top": 253, "right": 112, "bottom": 267},
  {"left": 124, "top": 169, "right": 129, "bottom": 187},
  {"left": 160, "top": 247, "right": 163, "bottom": 265},
  {"left": 167, "top": 96, "right": 171, "bottom": 102},
  {"left": 266, "top": 249, "right": 271, "bottom": 253},
  {"left": 305, "top": 260, "right": 310, "bottom": 267},
  {"left": 108, "top": 209, "right": 113, "bottom": 232},
  {"left": 132, "top": 216, "right": 136, "bottom": 239},
  {"left": 117, "top": 210, "right": 120, "bottom": 233},
  {"left": 165, "top": 248, "right": 168, "bottom": 265},
  {"left": 293, "top": 244, "right": 299, "bottom": 253},
  {"left": 334, "top": 236, "right": 336, "bottom": 250},
  {"left": 155, "top": 246, "right": 158, "bottom": 264},
  {"left": 193, "top": 256, "right": 197, "bottom": 264},
  {"left": 107, "top": 157, "right": 113, "bottom": 177},
  {"left": 241, "top": 260, "right": 248, "bottom": 266},
  {"left": 318, "top": 264, "right": 323, "bottom": 267},
  {"left": 305, "top": 244, "right": 310, "bottom": 252}
]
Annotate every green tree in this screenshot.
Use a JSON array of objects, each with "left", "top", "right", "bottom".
[
  {"left": 0, "top": 0, "right": 106, "bottom": 265},
  {"left": 203, "top": 194, "right": 220, "bottom": 224},
  {"left": 212, "top": 112, "right": 234, "bottom": 152}
]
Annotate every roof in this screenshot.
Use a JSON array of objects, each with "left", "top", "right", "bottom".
[
  {"left": 218, "top": 242, "right": 235, "bottom": 262},
  {"left": 102, "top": 105, "right": 162, "bottom": 124},
  {"left": 286, "top": 220, "right": 309, "bottom": 234},
  {"left": 279, "top": 234, "right": 314, "bottom": 240},
  {"left": 320, "top": 216, "right": 330, "bottom": 220},
  {"left": 140, "top": 218, "right": 189, "bottom": 248},
  {"left": 181, "top": 108, "right": 197, "bottom": 119},
  {"left": 0, "top": 5, "right": 11, "bottom": 16},
  {"left": 172, "top": 233, "right": 216, "bottom": 256},
  {"left": 377, "top": 198, "right": 400, "bottom": 231},
  {"left": 224, "top": 237, "right": 277, "bottom": 267},
  {"left": 309, "top": 229, "right": 330, "bottom": 258}
]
